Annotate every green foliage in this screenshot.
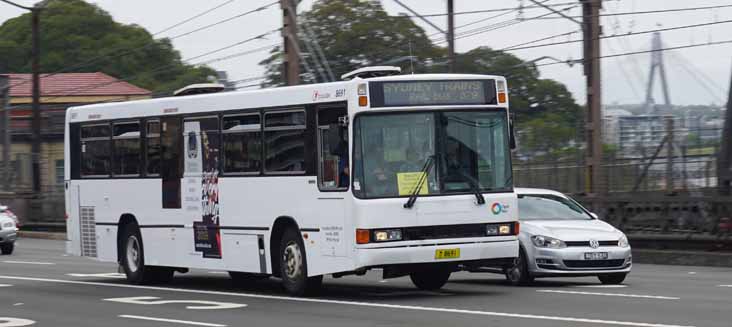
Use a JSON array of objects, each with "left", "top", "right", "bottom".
[{"left": 0, "top": 0, "right": 216, "bottom": 93}]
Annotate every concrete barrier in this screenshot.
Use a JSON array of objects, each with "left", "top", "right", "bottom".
[{"left": 633, "top": 249, "right": 732, "bottom": 267}]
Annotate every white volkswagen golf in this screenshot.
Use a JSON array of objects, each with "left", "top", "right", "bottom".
[{"left": 504, "top": 188, "right": 632, "bottom": 285}]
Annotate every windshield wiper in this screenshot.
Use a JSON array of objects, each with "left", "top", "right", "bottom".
[
  {"left": 455, "top": 169, "right": 486, "bottom": 205},
  {"left": 403, "top": 155, "right": 435, "bottom": 209}
]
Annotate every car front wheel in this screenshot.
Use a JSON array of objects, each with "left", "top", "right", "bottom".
[
  {"left": 0, "top": 242, "right": 13, "bottom": 255},
  {"left": 598, "top": 273, "right": 627, "bottom": 284},
  {"left": 505, "top": 246, "right": 533, "bottom": 286}
]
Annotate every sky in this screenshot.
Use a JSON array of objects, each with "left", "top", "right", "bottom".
[{"left": 1, "top": 0, "right": 731, "bottom": 106}]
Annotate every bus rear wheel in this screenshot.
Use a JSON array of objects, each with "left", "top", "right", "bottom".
[
  {"left": 410, "top": 267, "right": 451, "bottom": 291},
  {"left": 120, "top": 224, "right": 174, "bottom": 285},
  {"left": 278, "top": 228, "right": 322, "bottom": 296}
]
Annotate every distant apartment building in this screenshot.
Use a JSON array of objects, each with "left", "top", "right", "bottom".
[{"left": 603, "top": 109, "right": 685, "bottom": 158}]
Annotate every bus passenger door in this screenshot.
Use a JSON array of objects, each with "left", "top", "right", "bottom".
[
  {"left": 161, "top": 117, "right": 182, "bottom": 209},
  {"left": 316, "top": 106, "right": 348, "bottom": 257}
]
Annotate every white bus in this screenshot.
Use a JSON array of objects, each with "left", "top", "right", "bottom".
[{"left": 65, "top": 68, "right": 519, "bottom": 295}]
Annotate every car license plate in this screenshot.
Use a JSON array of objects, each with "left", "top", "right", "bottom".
[
  {"left": 584, "top": 252, "right": 608, "bottom": 260},
  {"left": 435, "top": 248, "right": 460, "bottom": 259}
]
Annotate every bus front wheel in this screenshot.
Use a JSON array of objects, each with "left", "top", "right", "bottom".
[
  {"left": 120, "top": 224, "right": 174, "bottom": 285},
  {"left": 410, "top": 267, "right": 451, "bottom": 291},
  {"left": 278, "top": 228, "right": 322, "bottom": 296}
]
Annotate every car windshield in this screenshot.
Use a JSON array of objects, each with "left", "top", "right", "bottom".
[
  {"left": 352, "top": 110, "right": 512, "bottom": 198},
  {"left": 518, "top": 194, "right": 592, "bottom": 220}
]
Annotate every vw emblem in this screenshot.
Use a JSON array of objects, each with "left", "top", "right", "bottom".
[{"left": 589, "top": 239, "right": 600, "bottom": 249}]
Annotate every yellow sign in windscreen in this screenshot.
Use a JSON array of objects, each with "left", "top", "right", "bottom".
[{"left": 397, "top": 172, "right": 429, "bottom": 196}]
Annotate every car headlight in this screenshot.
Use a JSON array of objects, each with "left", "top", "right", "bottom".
[
  {"left": 2, "top": 222, "right": 14, "bottom": 230},
  {"left": 531, "top": 235, "right": 566, "bottom": 248},
  {"left": 618, "top": 235, "right": 630, "bottom": 248},
  {"left": 373, "top": 229, "right": 402, "bottom": 242}
]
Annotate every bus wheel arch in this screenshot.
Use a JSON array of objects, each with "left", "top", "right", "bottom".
[
  {"left": 117, "top": 213, "right": 139, "bottom": 263},
  {"left": 270, "top": 216, "right": 300, "bottom": 278}
]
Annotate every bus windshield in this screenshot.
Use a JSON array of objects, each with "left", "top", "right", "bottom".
[{"left": 352, "top": 110, "right": 511, "bottom": 199}]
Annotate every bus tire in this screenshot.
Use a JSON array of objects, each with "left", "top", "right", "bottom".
[
  {"left": 410, "top": 267, "right": 451, "bottom": 291},
  {"left": 120, "top": 223, "right": 173, "bottom": 285},
  {"left": 278, "top": 228, "right": 322, "bottom": 296},
  {"left": 0, "top": 243, "right": 13, "bottom": 255}
]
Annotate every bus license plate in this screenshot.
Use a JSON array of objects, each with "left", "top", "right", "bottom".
[
  {"left": 584, "top": 252, "right": 608, "bottom": 260},
  {"left": 435, "top": 248, "right": 460, "bottom": 259}
]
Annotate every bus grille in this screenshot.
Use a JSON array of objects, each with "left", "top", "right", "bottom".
[
  {"left": 402, "top": 223, "right": 487, "bottom": 241},
  {"left": 79, "top": 206, "right": 97, "bottom": 258}
]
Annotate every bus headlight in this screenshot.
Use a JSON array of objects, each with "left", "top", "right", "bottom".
[
  {"left": 373, "top": 229, "right": 402, "bottom": 242},
  {"left": 486, "top": 223, "right": 514, "bottom": 236}
]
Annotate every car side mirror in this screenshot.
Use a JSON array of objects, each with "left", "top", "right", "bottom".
[{"left": 590, "top": 212, "right": 599, "bottom": 220}]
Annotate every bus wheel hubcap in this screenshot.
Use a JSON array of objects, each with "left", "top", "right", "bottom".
[
  {"left": 126, "top": 236, "right": 140, "bottom": 273},
  {"left": 284, "top": 241, "right": 302, "bottom": 280}
]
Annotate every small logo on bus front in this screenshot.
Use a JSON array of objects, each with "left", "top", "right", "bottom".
[{"left": 491, "top": 203, "right": 503, "bottom": 215}]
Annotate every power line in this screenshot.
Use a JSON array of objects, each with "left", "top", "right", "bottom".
[
  {"left": 152, "top": 0, "right": 237, "bottom": 36},
  {"left": 409, "top": 0, "right": 599, "bottom": 18},
  {"left": 534, "top": 39, "right": 732, "bottom": 68},
  {"left": 2, "top": 1, "right": 279, "bottom": 93},
  {"left": 500, "top": 19, "right": 732, "bottom": 51},
  {"left": 526, "top": 4, "right": 732, "bottom": 20},
  {"left": 501, "top": 30, "right": 579, "bottom": 50}
]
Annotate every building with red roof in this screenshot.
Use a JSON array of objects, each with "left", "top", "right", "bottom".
[{"left": 0, "top": 72, "right": 151, "bottom": 199}]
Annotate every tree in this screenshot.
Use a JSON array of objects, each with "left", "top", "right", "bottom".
[
  {"left": 0, "top": 0, "right": 216, "bottom": 93},
  {"left": 260, "top": 0, "right": 442, "bottom": 86}
]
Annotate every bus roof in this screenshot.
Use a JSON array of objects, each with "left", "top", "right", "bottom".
[{"left": 66, "top": 73, "right": 507, "bottom": 123}]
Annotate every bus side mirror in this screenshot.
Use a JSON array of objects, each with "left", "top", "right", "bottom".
[{"left": 509, "top": 114, "right": 517, "bottom": 151}]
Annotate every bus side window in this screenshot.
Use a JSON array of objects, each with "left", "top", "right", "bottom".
[
  {"left": 112, "top": 121, "right": 141, "bottom": 176},
  {"left": 80, "top": 124, "right": 111, "bottom": 177},
  {"left": 317, "top": 106, "right": 348, "bottom": 190}
]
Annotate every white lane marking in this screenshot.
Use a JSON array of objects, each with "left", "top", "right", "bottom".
[
  {"left": 688, "top": 272, "right": 696, "bottom": 275},
  {"left": 0, "top": 275, "right": 693, "bottom": 327},
  {"left": 13, "top": 304, "right": 23, "bottom": 306},
  {"left": 537, "top": 290, "right": 679, "bottom": 300},
  {"left": 0, "top": 318, "right": 35, "bottom": 327},
  {"left": 379, "top": 280, "right": 389, "bottom": 283},
  {"left": 0, "top": 284, "right": 11, "bottom": 287},
  {"left": 577, "top": 285, "right": 628, "bottom": 289},
  {"left": 718, "top": 285, "right": 732, "bottom": 287},
  {"left": 208, "top": 271, "right": 228, "bottom": 275},
  {"left": 2, "top": 261, "right": 54, "bottom": 265},
  {"left": 119, "top": 315, "right": 225, "bottom": 327},
  {"left": 105, "top": 296, "right": 247, "bottom": 310},
  {"left": 66, "top": 273, "right": 125, "bottom": 279}
]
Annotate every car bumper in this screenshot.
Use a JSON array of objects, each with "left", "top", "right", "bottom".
[
  {"left": 528, "top": 246, "right": 632, "bottom": 277},
  {"left": 355, "top": 239, "right": 519, "bottom": 269},
  {"left": 0, "top": 229, "right": 17, "bottom": 244}
]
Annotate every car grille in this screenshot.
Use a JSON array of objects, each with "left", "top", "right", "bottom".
[
  {"left": 563, "top": 259, "right": 625, "bottom": 268},
  {"left": 565, "top": 240, "right": 618, "bottom": 247},
  {"left": 402, "top": 223, "right": 487, "bottom": 241}
]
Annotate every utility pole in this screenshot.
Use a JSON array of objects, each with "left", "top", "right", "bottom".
[
  {"left": 0, "top": 75, "right": 10, "bottom": 190},
  {"left": 447, "top": 0, "right": 455, "bottom": 73},
  {"left": 665, "top": 116, "right": 674, "bottom": 193},
  {"left": 31, "top": 6, "right": 41, "bottom": 194},
  {"left": 582, "top": 0, "right": 604, "bottom": 197},
  {"left": 280, "top": 0, "right": 299, "bottom": 86}
]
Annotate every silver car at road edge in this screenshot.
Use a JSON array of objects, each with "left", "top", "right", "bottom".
[
  {"left": 505, "top": 188, "right": 631, "bottom": 285},
  {"left": 0, "top": 205, "right": 18, "bottom": 255}
]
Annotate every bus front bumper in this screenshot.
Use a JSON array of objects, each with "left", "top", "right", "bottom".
[{"left": 355, "top": 239, "right": 518, "bottom": 270}]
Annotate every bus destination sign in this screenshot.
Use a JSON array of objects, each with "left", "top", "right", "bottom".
[{"left": 376, "top": 80, "right": 493, "bottom": 107}]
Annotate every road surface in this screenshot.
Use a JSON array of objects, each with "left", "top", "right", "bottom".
[{"left": 1, "top": 238, "right": 731, "bottom": 327}]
